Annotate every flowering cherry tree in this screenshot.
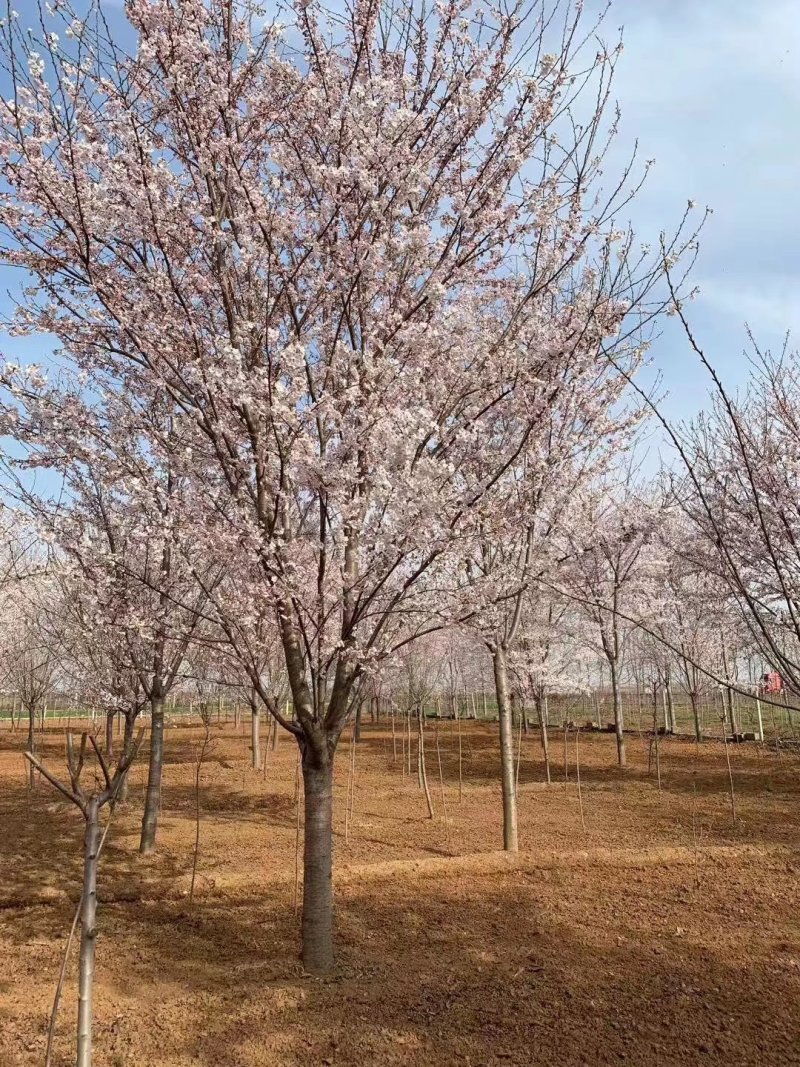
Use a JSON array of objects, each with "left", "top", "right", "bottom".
[
  {"left": 647, "top": 512, "right": 733, "bottom": 740},
  {"left": 0, "top": 393, "right": 211, "bottom": 850},
  {"left": 674, "top": 339, "right": 800, "bottom": 694},
  {"left": 561, "top": 476, "right": 662, "bottom": 765},
  {"left": 0, "top": 0, "right": 697, "bottom": 971},
  {"left": 459, "top": 387, "right": 642, "bottom": 847},
  {"left": 510, "top": 592, "right": 588, "bottom": 782}
]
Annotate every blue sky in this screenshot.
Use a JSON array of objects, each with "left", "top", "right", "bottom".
[
  {"left": 594, "top": 0, "right": 800, "bottom": 428},
  {"left": 1, "top": 0, "right": 797, "bottom": 443}
]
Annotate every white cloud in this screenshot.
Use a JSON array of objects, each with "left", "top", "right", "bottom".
[
  {"left": 583, "top": 0, "right": 800, "bottom": 399},
  {"left": 697, "top": 275, "right": 800, "bottom": 340}
]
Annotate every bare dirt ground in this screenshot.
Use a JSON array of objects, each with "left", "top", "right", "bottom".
[{"left": 2, "top": 716, "right": 800, "bottom": 1066}]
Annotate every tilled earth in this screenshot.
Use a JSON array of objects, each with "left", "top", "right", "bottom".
[{"left": 1, "top": 716, "right": 799, "bottom": 1066}]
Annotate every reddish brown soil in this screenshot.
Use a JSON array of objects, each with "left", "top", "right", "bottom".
[{"left": 1, "top": 717, "right": 800, "bottom": 1066}]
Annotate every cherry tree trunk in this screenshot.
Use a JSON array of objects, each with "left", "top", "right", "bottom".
[
  {"left": 535, "top": 694, "right": 551, "bottom": 785},
  {"left": 301, "top": 748, "right": 335, "bottom": 975},
  {"left": 610, "top": 662, "right": 626, "bottom": 767},
  {"left": 77, "top": 796, "right": 100, "bottom": 1067},
  {"left": 251, "top": 703, "right": 261, "bottom": 770},
  {"left": 492, "top": 646, "right": 518, "bottom": 852},
  {"left": 140, "top": 696, "right": 165, "bottom": 854},
  {"left": 26, "top": 706, "right": 35, "bottom": 789},
  {"left": 689, "top": 690, "right": 702, "bottom": 743},
  {"left": 117, "top": 713, "right": 135, "bottom": 803},
  {"left": 665, "top": 681, "right": 675, "bottom": 734},
  {"left": 726, "top": 687, "right": 738, "bottom": 737},
  {"left": 417, "top": 706, "right": 435, "bottom": 819},
  {"left": 754, "top": 695, "right": 765, "bottom": 743},
  {"left": 105, "top": 710, "right": 115, "bottom": 758}
]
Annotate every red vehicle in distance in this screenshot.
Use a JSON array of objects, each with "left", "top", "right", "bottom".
[{"left": 762, "top": 671, "right": 784, "bottom": 695}]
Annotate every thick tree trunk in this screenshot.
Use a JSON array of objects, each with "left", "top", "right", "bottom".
[
  {"left": 301, "top": 749, "right": 335, "bottom": 975},
  {"left": 250, "top": 697, "right": 261, "bottom": 770},
  {"left": 77, "top": 797, "right": 100, "bottom": 1067},
  {"left": 354, "top": 700, "right": 363, "bottom": 743},
  {"left": 610, "top": 662, "right": 626, "bottom": 767},
  {"left": 139, "top": 696, "right": 165, "bottom": 854},
  {"left": 492, "top": 646, "right": 518, "bottom": 852}
]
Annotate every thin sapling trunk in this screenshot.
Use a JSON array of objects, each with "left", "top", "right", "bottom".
[
  {"left": 417, "top": 705, "right": 435, "bottom": 819},
  {"left": 493, "top": 646, "right": 518, "bottom": 852}
]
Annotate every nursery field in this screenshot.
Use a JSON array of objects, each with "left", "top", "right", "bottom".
[{"left": 1, "top": 719, "right": 800, "bottom": 1067}]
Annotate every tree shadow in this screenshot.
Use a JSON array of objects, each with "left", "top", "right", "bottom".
[
  {"left": 10, "top": 850, "right": 796, "bottom": 1066},
  {"left": 162, "top": 782, "right": 296, "bottom": 823},
  {"left": 0, "top": 766, "right": 295, "bottom": 933}
]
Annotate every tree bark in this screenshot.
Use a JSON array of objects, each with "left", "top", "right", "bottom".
[
  {"left": 250, "top": 697, "right": 261, "bottom": 770},
  {"left": 492, "top": 646, "right": 518, "bottom": 852},
  {"left": 301, "top": 748, "right": 335, "bottom": 975},
  {"left": 665, "top": 679, "right": 675, "bottom": 734},
  {"left": 755, "top": 694, "right": 765, "bottom": 743},
  {"left": 26, "top": 705, "right": 36, "bottom": 789},
  {"left": 417, "top": 706, "right": 434, "bottom": 819},
  {"left": 117, "top": 713, "right": 136, "bottom": 803},
  {"left": 77, "top": 797, "right": 100, "bottom": 1067},
  {"left": 105, "top": 710, "right": 115, "bottom": 758},
  {"left": 535, "top": 694, "right": 551, "bottom": 784},
  {"left": 689, "top": 690, "right": 702, "bottom": 744},
  {"left": 610, "top": 661, "right": 626, "bottom": 767},
  {"left": 726, "top": 686, "right": 738, "bottom": 737},
  {"left": 139, "top": 696, "right": 165, "bottom": 854}
]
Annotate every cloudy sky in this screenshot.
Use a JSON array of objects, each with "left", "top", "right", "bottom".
[
  {"left": 592, "top": 0, "right": 799, "bottom": 424},
  {"left": 1, "top": 0, "right": 797, "bottom": 435}
]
